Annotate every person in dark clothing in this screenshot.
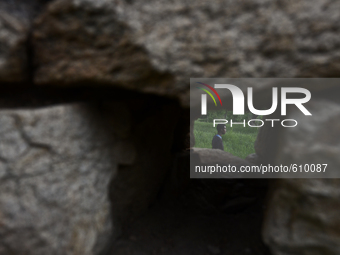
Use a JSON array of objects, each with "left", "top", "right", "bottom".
[{"left": 212, "top": 124, "right": 226, "bottom": 150}]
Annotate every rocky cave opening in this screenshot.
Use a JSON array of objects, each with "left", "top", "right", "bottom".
[
  {"left": 1, "top": 0, "right": 340, "bottom": 254},
  {"left": 104, "top": 91, "right": 272, "bottom": 255},
  {"left": 0, "top": 85, "right": 272, "bottom": 255}
]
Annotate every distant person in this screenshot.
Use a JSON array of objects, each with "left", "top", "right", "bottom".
[{"left": 212, "top": 124, "right": 226, "bottom": 151}]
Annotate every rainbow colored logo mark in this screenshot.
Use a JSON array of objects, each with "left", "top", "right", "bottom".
[{"left": 196, "top": 82, "right": 222, "bottom": 106}]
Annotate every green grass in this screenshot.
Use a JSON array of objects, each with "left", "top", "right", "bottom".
[{"left": 193, "top": 120, "right": 259, "bottom": 159}]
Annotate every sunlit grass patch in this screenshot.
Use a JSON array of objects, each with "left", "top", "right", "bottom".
[{"left": 193, "top": 120, "right": 259, "bottom": 159}]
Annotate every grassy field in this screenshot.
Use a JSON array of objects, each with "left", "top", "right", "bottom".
[{"left": 193, "top": 120, "right": 259, "bottom": 159}]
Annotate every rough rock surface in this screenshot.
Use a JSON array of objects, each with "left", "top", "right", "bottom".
[
  {"left": 245, "top": 153, "right": 259, "bottom": 165},
  {"left": 193, "top": 148, "right": 252, "bottom": 167},
  {"left": 263, "top": 179, "right": 340, "bottom": 255},
  {"left": 276, "top": 98, "right": 340, "bottom": 178},
  {"left": 0, "top": 2, "right": 28, "bottom": 82},
  {"left": 263, "top": 98, "right": 340, "bottom": 254},
  {"left": 31, "top": 0, "right": 340, "bottom": 102},
  {"left": 0, "top": 104, "right": 118, "bottom": 255}
]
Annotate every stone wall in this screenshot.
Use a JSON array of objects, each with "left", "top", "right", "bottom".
[{"left": 1, "top": 0, "right": 340, "bottom": 254}]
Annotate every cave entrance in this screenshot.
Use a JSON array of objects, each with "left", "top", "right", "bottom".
[{"left": 109, "top": 104, "right": 271, "bottom": 255}]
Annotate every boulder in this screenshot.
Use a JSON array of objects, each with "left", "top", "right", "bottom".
[
  {"left": 31, "top": 0, "right": 340, "bottom": 105},
  {"left": 263, "top": 179, "right": 340, "bottom": 255},
  {"left": 276, "top": 98, "right": 340, "bottom": 178},
  {"left": 0, "top": 0, "right": 339, "bottom": 105},
  {"left": 263, "top": 98, "right": 340, "bottom": 254},
  {"left": 0, "top": 98, "right": 183, "bottom": 254},
  {"left": 245, "top": 153, "right": 259, "bottom": 165},
  {"left": 0, "top": 104, "right": 118, "bottom": 255},
  {"left": 191, "top": 148, "right": 252, "bottom": 178}
]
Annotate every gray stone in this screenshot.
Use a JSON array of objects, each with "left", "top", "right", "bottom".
[
  {"left": 263, "top": 98, "right": 340, "bottom": 254},
  {"left": 0, "top": 0, "right": 339, "bottom": 102},
  {"left": 245, "top": 153, "right": 259, "bottom": 165},
  {"left": 33, "top": 0, "right": 173, "bottom": 92},
  {"left": 263, "top": 179, "right": 340, "bottom": 255},
  {"left": 193, "top": 148, "right": 251, "bottom": 167},
  {"left": 32, "top": 0, "right": 340, "bottom": 105},
  {"left": 0, "top": 104, "right": 117, "bottom": 255},
  {"left": 191, "top": 148, "right": 252, "bottom": 178},
  {"left": 277, "top": 99, "right": 340, "bottom": 178}
]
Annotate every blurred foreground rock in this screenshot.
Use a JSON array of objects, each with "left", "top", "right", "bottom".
[
  {"left": 263, "top": 179, "right": 340, "bottom": 255},
  {"left": 0, "top": 104, "right": 116, "bottom": 255},
  {"left": 275, "top": 99, "right": 340, "bottom": 178},
  {"left": 263, "top": 96, "right": 340, "bottom": 254},
  {"left": 193, "top": 148, "right": 251, "bottom": 168}
]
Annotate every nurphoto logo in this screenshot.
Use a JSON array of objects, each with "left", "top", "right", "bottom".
[{"left": 197, "top": 82, "right": 312, "bottom": 128}]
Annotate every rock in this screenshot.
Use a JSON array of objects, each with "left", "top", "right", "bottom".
[
  {"left": 191, "top": 148, "right": 253, "bottom": 178},
  {"left": 32, "top": 0, "right": 340, "bottom": 105},
  {"left": 33, "top": 0, "right": 174, "bottom": 92},
  {"left": 263, "top": 98, "right": 340, "bottom": 254},
  {"left": 263, "top": 179, "right": 340, "bottom": 255},
  {"left": 0, "top": 104, "right": 117, "bottom": 255},
  {"left": 0, "top": 0, "right": 339, "bottom": 104},
  {"left": 193, "top": 148, "right": 252, "bottom": 167},
  {"left": 245, "top": 153, "right": 259, "bottom": 165},
  {"left": 276, "top": 98, "right": 340, "bottom": 178}
]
